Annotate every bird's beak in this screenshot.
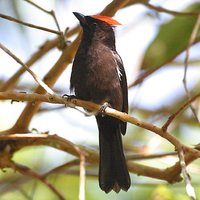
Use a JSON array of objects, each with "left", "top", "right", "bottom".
[{"left": 73, "top": 12, "right": 86, "bottom": 25}]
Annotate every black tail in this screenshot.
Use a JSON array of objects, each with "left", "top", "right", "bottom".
[{"left": 96, "top": 116, "right": 130, "bottom": 193}]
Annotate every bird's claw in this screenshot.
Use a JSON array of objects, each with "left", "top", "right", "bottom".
[
  {"left": 99, "top": 102, "right": 111, "bottom": 115},
  {"left": 62, "top": 94, "right": 76, "bottom": 107},
  {"left": 62, "top": 94, "right": 76, "bottom": 101}
]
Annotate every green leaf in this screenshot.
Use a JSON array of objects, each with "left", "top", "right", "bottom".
[{"left": 141, "top": 3, "right": 200, "bottom": 73}]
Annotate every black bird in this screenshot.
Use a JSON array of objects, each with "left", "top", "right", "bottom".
[{"left": 70, "top": 12, "right": 130, "bottom": 193}]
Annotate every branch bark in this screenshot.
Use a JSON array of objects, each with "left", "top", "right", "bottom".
[{"left": 0, "top": 91, "right": 200, "bottom": 168}]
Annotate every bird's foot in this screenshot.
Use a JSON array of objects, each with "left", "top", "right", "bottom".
[
  {"left": 62, "top": 94, "right": 76, "bottom": 107},
  {"left": 62, "top": 94, "right": 95, "bottom": 116},
  {"left": 99, "top": 102, "right": 111, "bottom": 116},
  {"left": 62, "top": 94, "right": 76, "bottom": 101}
]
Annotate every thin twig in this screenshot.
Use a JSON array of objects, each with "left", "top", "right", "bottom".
[
  {"left": 24, "top": 0, "right": 66, "bottom": 46},
  {"left": 10, "top": 161, "right": 65, "bottom": 200},
  {"left": 183, "top": 14, "right": 200, "bottom": 123},
  {"left": 171, "top": 59, "right": 200, "bottom": 66},
  {"left": 127, "top": 151, "right": 177, "bottom": 160},
  {"left": 73, "top": 146, "right": 86, "bottom": 200},
  {"left": 128, "top": 12, "right": 200, "bottom": 88},
  {"left": 162, "top": 92, "right": 200, "bottom": 131},
  {"left": 30, "top": 181, "right": 37, "bottom": 200},
  {"left": 0, "top": 26, "right": 79, "bottom": 92},
  {"left": 24, "top": 0, "right": 51, "bottom": 14},
  {"left": 0, "top": 42, "right": 54, "bottom": 95},
  {"left": 44, "top": 159, "right": 80, "bottom": 177},
  {"left": 0, "top": 13, "right": 61, "bottom": 35},
  {"left": 79, "top": 153, "right": 86, "bottom": 200},
  {"left": 125, "top": 1, "right": 200, "bottom": 16},
  {"left": 18, "top": 188, "right": 32, "bottom": 200},
  {"left": 24, "top": 0, "right": 61, "bottom": 32},
  {"left": 8, "top": 34, "right": 80, "bottom": 133},
  {"left": 178, "top": 148, "right": 197, "bottom": 200},
  {"left": 144, "top": 2, "right": 200, "bottom": 17}
]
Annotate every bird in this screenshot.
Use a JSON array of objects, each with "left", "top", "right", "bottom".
[{"left": 70, "top": 12, "right": 130, "bottom": 193}]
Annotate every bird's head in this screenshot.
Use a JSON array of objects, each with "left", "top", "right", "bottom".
[
  {"left": 73, "top": 12, "right": 120, "bottom": 45},
  {"left": 73, "top": 12, "right": 121, "bottom": 27}
]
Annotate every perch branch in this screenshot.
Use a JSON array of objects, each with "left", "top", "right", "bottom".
[{"left": 1, "top": 91, "right": 200, "bottom": 160}]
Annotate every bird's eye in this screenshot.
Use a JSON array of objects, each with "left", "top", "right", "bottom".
[{"left": 93, "top": 22, "right": 97, "bottom": 27}]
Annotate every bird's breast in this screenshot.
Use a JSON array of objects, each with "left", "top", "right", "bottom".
[{"left": 71, "top": 43, "right": 123, "bottom": 109}]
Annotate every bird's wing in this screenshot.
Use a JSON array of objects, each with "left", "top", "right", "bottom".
[{"left": 113, "top": 51, "right": 128, "bottom": 135}]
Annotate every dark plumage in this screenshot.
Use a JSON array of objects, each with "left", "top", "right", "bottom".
[{"left": 70, "top": 12, "right": 130, "bottom": 193}]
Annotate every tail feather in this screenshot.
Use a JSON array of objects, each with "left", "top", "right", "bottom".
[{"left": 96, "top": 116, "right": 130, "bottom": 193}]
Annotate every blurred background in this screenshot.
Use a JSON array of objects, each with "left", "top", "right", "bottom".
[{"left": 0, "top": 0, "right": 200, "bottom": 199}]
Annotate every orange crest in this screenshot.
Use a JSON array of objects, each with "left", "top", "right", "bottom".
[{"left": 91, "top": 15, "right": 121, "bottom": 26}]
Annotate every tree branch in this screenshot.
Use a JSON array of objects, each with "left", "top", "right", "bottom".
[
  {"left": 0, "top": 132, "right": 198, "bottom": 193},
  {"left": 183, "top": 14, "right": 200, "bottom": 123},
  {"left": 0, "top": 13, "right": 61, "bottom": 35},
  {"left": 0, "top": 91, "right": 200, "bottom": 158},
  {"left": 162, "top": 91, "right": 200, "bottom": 131},
  {"left": 143, "top": 2, "right": 200, "bottom": 17},
  {"left": 12, "top": 161, "right": 65, "bottom": 200},
  {"left": 0, "top": 26, "right": 79, "bottom": 92},
  {"left": 24, "top": 0, "right": 66, "bottom": 45},
  {"left": 0, "top": 133, "right": 183, "bottom": 184},
  {"left": 178, "top": 148, "right": 197, "bottom": 200},
  {"left": 0, "top": 42, "right": 54, "bottom": 95}
]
